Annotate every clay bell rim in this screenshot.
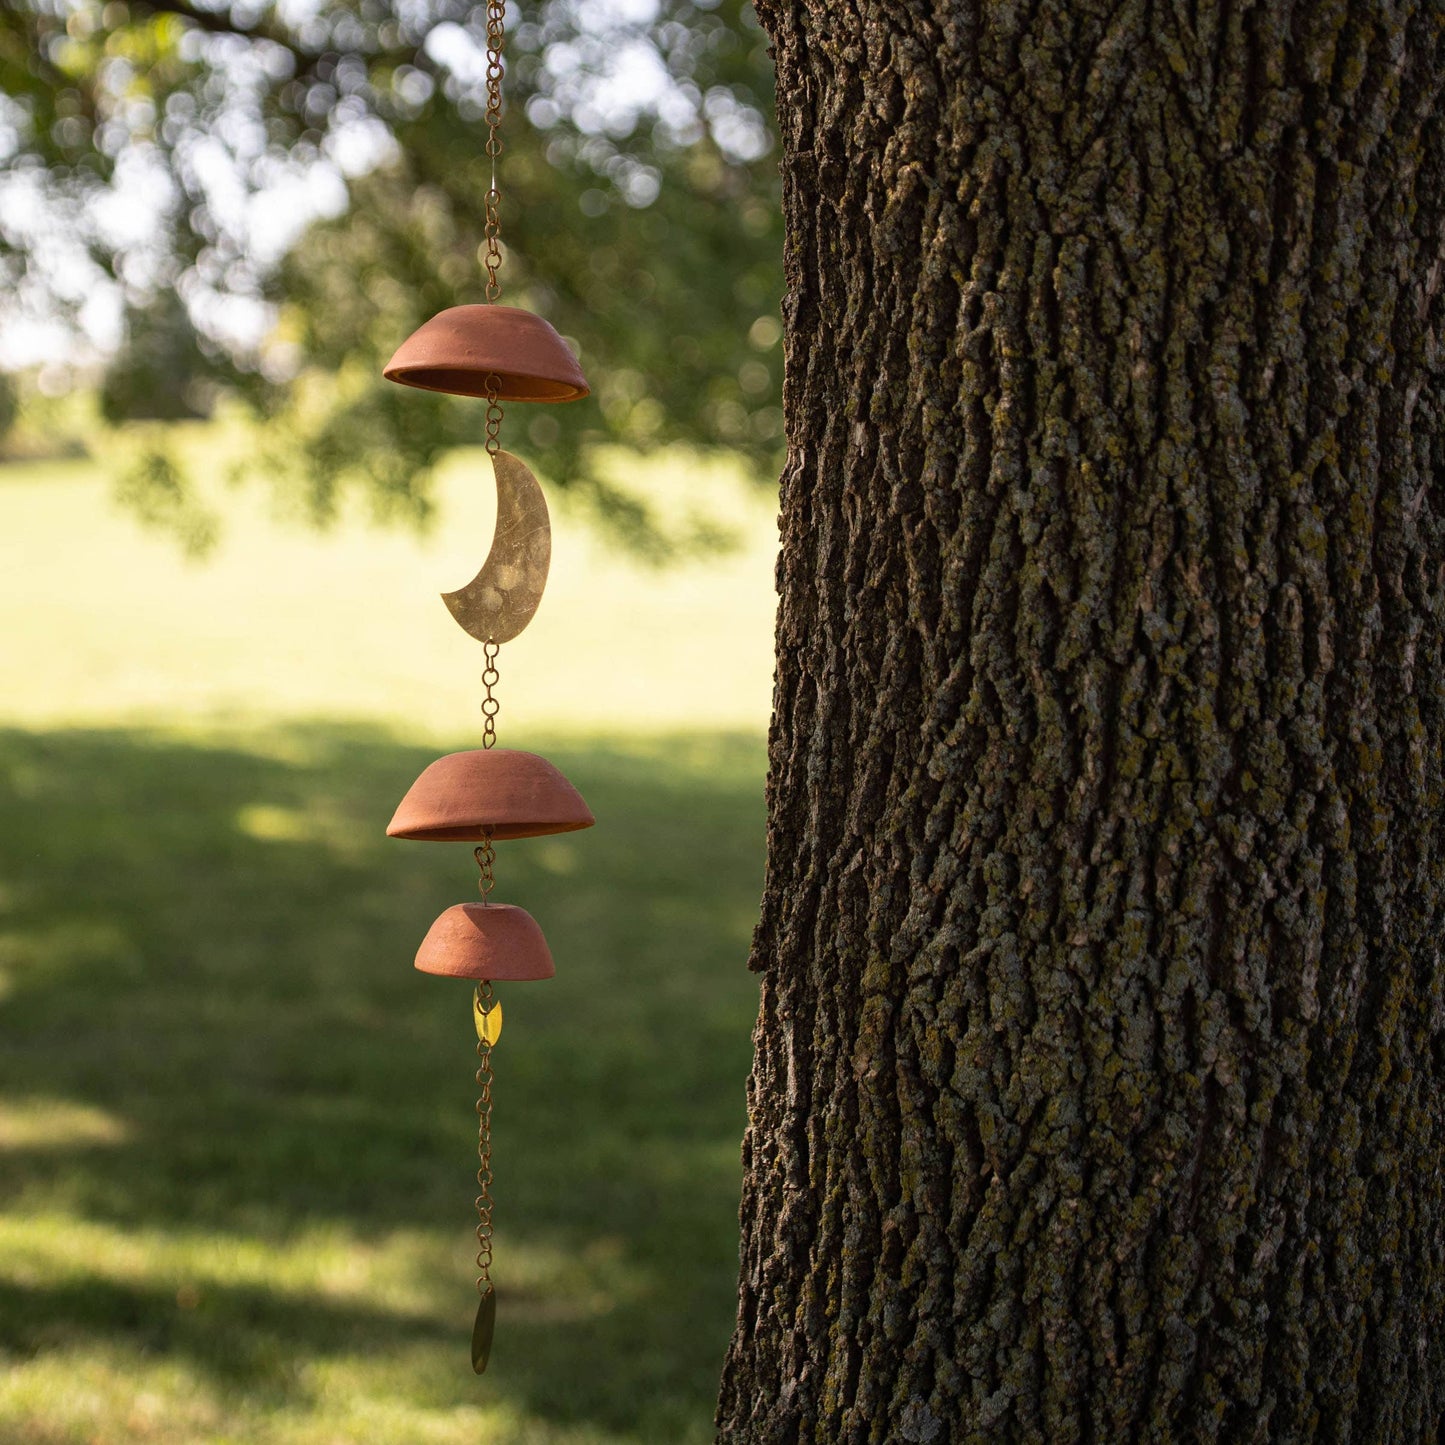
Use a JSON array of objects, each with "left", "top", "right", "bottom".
[
  {"left": 383, "top": 304, "right": 589, "bottom": 403},
  {"left": 415, "top": 901, "right": 556, "bottom": 980},
  {"left": 387, "top": 746, "right": 595, "bottom": 842}
]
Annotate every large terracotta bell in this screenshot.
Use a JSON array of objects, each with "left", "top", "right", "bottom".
[
  {"left": 387, "top": 748, "right": 595, "bottom": 842},
  {"left": 383, "top": 304, "right": 589, "bottom": 402}
]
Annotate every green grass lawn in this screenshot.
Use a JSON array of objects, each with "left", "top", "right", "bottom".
[{"left": 0, "top": 450, "right": 775, "bottom": 1443}]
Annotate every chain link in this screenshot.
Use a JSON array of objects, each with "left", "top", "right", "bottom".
[
  {"left": 480, "top": 637, "right": 501, "bottom": 746},
  {"left": 482, "top": 0, "right": 505, "bottom": 303},
  {"left": 484, "top": 375, "right": 503, "bottom": 456},
  {"left": 474, "top": 979, "right": 496, "bottom": 1296},
  {"left": 473, "top": 838, "right": 496, "bottom": 903}
]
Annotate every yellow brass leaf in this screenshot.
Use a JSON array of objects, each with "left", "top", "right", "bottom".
[{"left": 474, "top": 994, "right": 503, "bottom": 1046}]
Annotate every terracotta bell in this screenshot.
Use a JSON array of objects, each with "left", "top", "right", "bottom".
[
  {"left": 415, "top": 903, "right": 555, "bottom": 980},
  {"left": 383, "top": 305, "right": 589, "bottom": 403},
  {"left": 387, "top": 748, "right": 595, "bottom": 842}
]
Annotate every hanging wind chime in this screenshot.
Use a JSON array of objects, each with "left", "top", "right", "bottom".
[{"left": 381, "top": 0, "right": 593, "bottom": 1376}]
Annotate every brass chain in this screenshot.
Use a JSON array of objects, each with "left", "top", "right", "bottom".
[
  {"left": 470, "top": 0, "right": 503, "bottom": 1317},
  {"left": 484, "top": 376, "right": 503, "bottom": 456},
  {"left": 480, "top": 638, "right": 501, "bottom": 747},
  {"left": 473, "top": 837, "right": 496, "bottom": 903},
  {"left": 482, "top": 0, "right": 505, "bottom": 303},
  {"left": 474, "top": 979, "right": 496, "bottom": 1297}
]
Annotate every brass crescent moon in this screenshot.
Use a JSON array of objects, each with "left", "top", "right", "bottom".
[{"left": 443, "top": 449, "right": 552, "bottom": 644}]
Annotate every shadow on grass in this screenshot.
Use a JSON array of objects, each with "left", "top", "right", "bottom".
[
  {"left": 0, "top": 721, "right": 765, "bottom": 1440},
  {"left": 0, "top": 1274, "right": 454, "bottom": 1384}
]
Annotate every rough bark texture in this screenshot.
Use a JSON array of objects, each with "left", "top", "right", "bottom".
[{"left": 717, "top": 3, "right": 1445, "bottom": 1440}]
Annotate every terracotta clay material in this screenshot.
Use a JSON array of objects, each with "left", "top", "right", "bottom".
[
  {"left": 387, "top": 747, "right": 595, "bottom": 841},
  {"left": 383, "top": 305, "right": 589, "bottom": 402},
  {"left": 415, "top": 902, "right": 556, "bottom": 980}
]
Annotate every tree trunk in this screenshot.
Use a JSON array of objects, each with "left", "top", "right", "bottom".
[{"left": 717, "top": 3, "right": 1445, "bottom": 1440}]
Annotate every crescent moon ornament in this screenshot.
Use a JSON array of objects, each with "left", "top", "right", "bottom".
[{"left": 443, "top": 449, "right": 551, "bottom": 644}]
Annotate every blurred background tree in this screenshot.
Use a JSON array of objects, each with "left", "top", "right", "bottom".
[
  {"left": 0, "top": 368, "right": 16, "bottom": 440},
  {"left": 0, "top": 0, "right": 780, "bottom": 550}
]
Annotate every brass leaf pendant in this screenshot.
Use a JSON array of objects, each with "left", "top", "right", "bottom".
[
  {"left": 471, "top": 1286, "right": 497, "bottom": 1374},
  {"left": 474, "top": 994, "right": 503, "bottom": 1046}
]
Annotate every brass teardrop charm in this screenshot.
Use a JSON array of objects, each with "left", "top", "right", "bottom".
[
  {"left": 473, "top": 990, "right": 503, "bottom": 1046},
  {"left": 471, "top": 1286, "right": 497, "bottom": 1374}
]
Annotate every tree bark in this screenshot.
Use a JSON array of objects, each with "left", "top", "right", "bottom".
[{"left": 718, "top": 3, "right": 1445, "bottom": 1440}]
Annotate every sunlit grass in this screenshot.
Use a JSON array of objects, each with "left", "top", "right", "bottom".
[
  {"left": 0, "top": 447, "right": 774, "bottom": 1443},
  {"left": 0, "top": 444, "right": 777, "bottom": 737}
]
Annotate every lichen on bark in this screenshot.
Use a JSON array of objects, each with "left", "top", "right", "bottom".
[{"left": 717, "top": 2, "right": 1445, "bottom": 1441}]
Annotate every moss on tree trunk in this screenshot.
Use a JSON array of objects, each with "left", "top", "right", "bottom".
[{"left": 717, "top": 2, "right": 1445, "bottom": 1440}]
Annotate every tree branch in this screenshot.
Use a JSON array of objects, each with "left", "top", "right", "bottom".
[{"left": 128, "top": 0, "right": 315, "bottom": 61}]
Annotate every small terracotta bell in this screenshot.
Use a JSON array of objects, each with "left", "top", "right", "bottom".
[
  {"left": 415, "top": 902, "right": 555, "bottom": 980},
  {"left": 388, "top": 748, "right": 594, "bottom": 842},
  {"left": 383, "top": 305, "right": 589, "bottom": 402}
]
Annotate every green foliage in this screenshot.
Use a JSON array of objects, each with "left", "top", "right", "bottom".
[
  {"left": 99, "top": 290, "right": 216, "bottom": 423},
  {"left": 111, "top": 441, "right": 220, "bottom": 556},
  {"left": 0, "top": 0, "right": 782, "bottom": 551},
  {"left": 0, "top": 371, "right": 16, "bottom": 441}
]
